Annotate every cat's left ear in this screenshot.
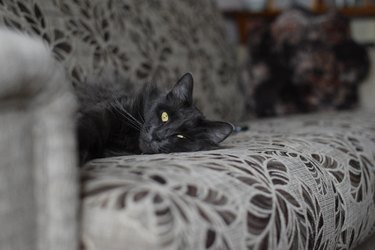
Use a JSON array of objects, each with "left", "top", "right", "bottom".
[
  {"left": 168, "top": 73, "right": 193, "bottom": 105},
  {"left": 201, "top": 120, "right": 234, "bottom": 144}
]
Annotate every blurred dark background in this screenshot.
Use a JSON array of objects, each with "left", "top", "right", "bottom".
[{"left": 216, "top": 0, "right": 375, "bottom": 117}]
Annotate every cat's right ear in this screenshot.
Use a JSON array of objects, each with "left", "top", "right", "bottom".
[{"left": 167, "top": 73, "right": 193, "bottom": 105}]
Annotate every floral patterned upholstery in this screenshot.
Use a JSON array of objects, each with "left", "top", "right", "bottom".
[
  {"left": 0, "top": 0, "right": 244, "bottom": 121},
  {"left": 1, "top": 1, "right": 374, "bottom": 250},
  {"left": 81, "top": 111, "right": 375, "bottom": 250}
]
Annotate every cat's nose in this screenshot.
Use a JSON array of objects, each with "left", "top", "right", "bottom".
[
  {"left": 153, "top": 132, "right": 163, "bottom": 142},
  {"left": 141, "top": 132, "right": 153, "bottom": 143},
  {"left": 153, "top": 134, "right": 161, "bottom": 142}
]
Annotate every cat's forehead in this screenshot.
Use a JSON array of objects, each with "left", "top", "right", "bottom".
[
  {"left": 168, "top": 107, "right": 203, "bottom": 130},
  {"left": 155, "top": 95, "right": 199, "bottom": 112},
  {"left": 178, "top": 106, "right": 202, "bottom": 119},
  {"left": 163, "top": 105, "right": 203, "bottom": 124}
]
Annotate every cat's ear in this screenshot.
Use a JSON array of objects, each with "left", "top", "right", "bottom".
[
  {"left": 167, "top": 73, "right": 193, "bottom": 105},
  {"left": 201, "top": 120, "right": 234, "bottom": 144}
]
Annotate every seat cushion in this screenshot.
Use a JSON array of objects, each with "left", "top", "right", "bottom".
[{"left": 81, "top": 110, "right": 375, "bottom": 250}]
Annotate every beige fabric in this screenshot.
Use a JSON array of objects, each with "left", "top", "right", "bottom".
[
  {"left": 1, "top": 1, "right": 374, "bottom": 250},
  {"left": 0, "top": 29, "right": 78, "bottom": 250},
  {"left": 0, "top": 0, "right": 244, "bottom": 121},
  {"left": 81, "top": 111, "right": 375, "bottom": 250}
]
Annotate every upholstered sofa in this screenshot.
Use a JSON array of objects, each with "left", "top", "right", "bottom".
[{"left": 0, "top": 0, "right": 374, "bottom": 250}]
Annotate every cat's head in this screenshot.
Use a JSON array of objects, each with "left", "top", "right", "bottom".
[{"left": 139, "top": 73, "right": 233, "bottom": 154}]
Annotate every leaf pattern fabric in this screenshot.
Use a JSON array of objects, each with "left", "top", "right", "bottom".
[
  {"left": 81, "top": 111, "right": 375, "bottom": 250},
  {"left": 0, "top": 0, "right": 244, "bottom": 121},
  {"left": 1, "top": 0, "right": 374, "bottom": 249}
]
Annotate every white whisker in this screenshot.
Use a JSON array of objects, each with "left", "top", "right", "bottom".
[
  {"left": 113, "top": 99, "right": 142, "bottom": 126},
  {"left": 109, "top": 102, "right": 142, "bottom": 131}
]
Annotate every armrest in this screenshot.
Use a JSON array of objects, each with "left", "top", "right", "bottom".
[{"left": 0, "top": 28, "right": 78, "bottom": 250}]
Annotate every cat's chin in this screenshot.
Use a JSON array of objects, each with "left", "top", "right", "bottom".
[{"left": 139, "top": 137, "right": 162, "bottom": 154}]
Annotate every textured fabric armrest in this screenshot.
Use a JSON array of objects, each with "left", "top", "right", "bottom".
[{"left": 0, "top": 28, "right": 78, "bottom": 250}]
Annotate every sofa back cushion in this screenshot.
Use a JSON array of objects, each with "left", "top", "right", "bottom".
[{"left": 0, "top": 0, "right": 244, "bottom": 121}]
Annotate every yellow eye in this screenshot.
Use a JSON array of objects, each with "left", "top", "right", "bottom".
[
  {"left": 161, "top": 112, "right": 169, "bottom": 122},
  {"left": 176, "top": 134, "right": 185, "bottom": 139}
]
